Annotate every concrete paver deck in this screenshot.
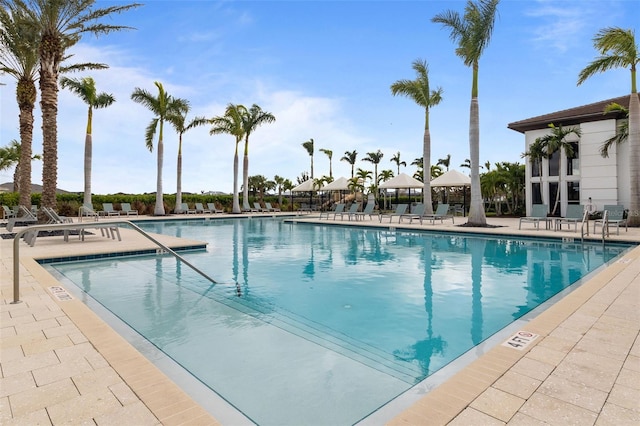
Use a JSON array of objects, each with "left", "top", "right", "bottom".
[{"left": 1, "top": 212, "right": 638, "bottom": 425}]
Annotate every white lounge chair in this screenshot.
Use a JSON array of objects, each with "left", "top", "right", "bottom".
[
  {"left": 100, "top": 203, "right": 120, "bottom": 216},
  {"left": 195, "top": 202, "right": 211, "bottom": 214},
  {"left": 6, "top": 205, "right": 38, "bottom": 232},
  {"left": 351, "top": 202, "right": 375, "bottom": 221},
  {"left": 242, "top": 201, "right": 258, "bottom": 213},
  {"left": 424, "top": 204, "right": 455, "bottom": 225},
  {"left": 207, "top": 202, "right": 224, "bottom": 214},
  {"left": 400, "top": 203, "right": 426, "bottom": 224},
  {"left": 180, "top": 203, "right": 196, "bottom": 214},
  {"left": 338, "top": 203, "right": 360, "bottom": 220},
  {"left": 265, "top": 202, "right": 281, "bottom": 212},
  {"left": 79, "top": 203, "right": 100, "bottom": 221},
  {"left": 519, "top": 204, "right": 551, "bottom": 230},
  {"left": 319, "top": 203, "right": 344, "bottom": 219}
]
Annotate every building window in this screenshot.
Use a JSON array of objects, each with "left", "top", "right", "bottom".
[
  {"left": 531, "top": 183, "right": 542, "bottom": 204},
  {"left": 548, "top": 150, "right": 560, "bottom": 176},
  {"left": 567, "top": 181, "right": 580, "bottom": 204},
  {"left": 531, "top": 158, "right": 541, "bottom": 177},
  {"left": 567, "top": 142, "right": 579, "bottom": 176}
]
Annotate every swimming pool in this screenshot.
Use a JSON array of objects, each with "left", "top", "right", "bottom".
[{"left": 46, "top": 218, "right": 630, "bottom": 425}]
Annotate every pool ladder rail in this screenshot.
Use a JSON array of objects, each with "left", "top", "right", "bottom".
[
  {"left": 581, "top": 210, "right": 609, "bottom": 246},
  {"left": 11, "top": 220, "right": 219, "bottom": 304}
]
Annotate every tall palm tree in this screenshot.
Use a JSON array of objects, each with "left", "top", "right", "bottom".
[
  {"left": 302, "top": 138, "right": 314, "bottom": 178},
  {"left": 0, "top": 4, "right": 38, "bottom": 209},
  {"left": 535, "top": 123, "right": 581, "bottom": 216},
  {"left": 340, "top": 150, "right": 357, "bottom": 178},
  {"left": 131, "top": 81, "right": 188, "bottom": 215},
  {"left": 437, "top": 154, "right": 451, "bottom": 171},
  {"left": 8, "top": 0, "right": 141, "bottom": 211},
  {"left": 433, "top": 0, "right": 500, "bottom": 226},
  {"left": 274, "top": 174, "right": 286, "bottom": 207},
  {"left": 167, "top": 105, "right": 208, "bottom": 211},
  {"left": 391, "top": 59, "right": 444, "bottom": 215},
  {"left": 578, "top": 27, "right": 639, "bottom": 226},
  {"left": 241, "top": 104, "right": 276, "bottom": 205},
  {"left": 60, "top": 76, "right": 114, "bottom": 206},
  {"left": 390, "top": 151, "right": 406, "bottom": 175},
  {"left": 209, "top": 104, "right": 247, "bottom": 214},
  {"left": 319, "top": 148, "right": 333, "bottom": 178}
]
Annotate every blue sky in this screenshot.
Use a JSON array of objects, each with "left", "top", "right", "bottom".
[{"left": 0, "top": 0, "right": 636, "bottom": 194}]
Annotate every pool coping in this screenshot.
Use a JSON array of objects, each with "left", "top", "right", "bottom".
[{"left": 2, "top": 213, "right": 639, "bottom": 425}]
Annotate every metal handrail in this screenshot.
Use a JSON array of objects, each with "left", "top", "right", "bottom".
[
  {"left": 601, "top": 210, "right": 609, "bottom": 244},
  {"left": 11, "top": 220, "right": 217, "bottom": 304},
  {"left": 580, "top": 210, "right": 589, "bottom": 242}
]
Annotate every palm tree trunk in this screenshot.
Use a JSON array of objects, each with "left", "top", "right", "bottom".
[
  {"left": 40, "top": 56, "right": 59, "bottom": 211},
  {"left": 232, "top": 142, "right": 241, "bottom": 213},
  {"left": 627, "top": 92, "right": 640, "bottom": 226},
  {"left": 242, "top": 150, "right": 249, "bottom": 206},
  {"left": 176, "top": 136, "right": 183, "bottom": 212},
  {"left": 17, "top": 77, "right": 36, "bottom": 209},
  {"left": 155, "top": 133, "right": 165, "bottom": 215},
  {"left": 468, "top": 97, "right": 487, "bottom": 225},
  {"left": 83, "top": 133, "right": 92, "bottom": 206},
  {"left": 423, "top": 113, "right": 434, "bottom": 215}
]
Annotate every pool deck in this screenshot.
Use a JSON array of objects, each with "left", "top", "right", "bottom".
[{"left": 1, "top": 212, "right": 638, "bottom": 425}]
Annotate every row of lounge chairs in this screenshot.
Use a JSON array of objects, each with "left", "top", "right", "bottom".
[
  {"left": 177, "top": 202, "right": 224, "bottom": 214},
  {"left": 318, "top": 203, "right": 455, "bottom": 224},
  {"left": 242, "top": 201, "right": 281, "bottom": 213},
  {"left": 519, "top": 203, "right": 628, "bottom": 234}
]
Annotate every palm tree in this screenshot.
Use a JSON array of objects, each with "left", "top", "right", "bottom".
[
  {"left": 302, "top": 138, "right": 314, "bottom": 178},
  {"left": 599, "top": 103, "right": 629, "bottom": 158},
  {"left": 578, "top": 28, "right": 639, "bottom": 225},
  {"left": 460, "top": 158, "right": 471, "bottom": 169},
  {"left": 167, "top": 105, "right": 208, "bottom": 211},
  {"left": 9, "top": 0, "right": 141, "bottom": 211},
  {"left": 0, "top": 4, "right": 38, "bottom": 209},
  {"left": 390, "top": 151, "right": 406, "bottom": 175},
  {"left": 340, "top": 150, "right": 358, "bottom": 178},
  {"left": 437, "top": 154, "right": 451, "bottom": 171},
  {"left": 391, "top": 59, "right": 444, "bottom": 215},
  {"left": 535, "top": 123, "right": 581, "bottom": 216},
  {"left": 433, "top": 0, "right": 500, "bottom": 226},
  {"left": 241, "top": 104, "right": 276, "bottom": 206},
  {"left": 131, "top": 81, "right": 188, "bottom": 215},
  {"left": 319, "top": 148, "right": 333, "bottom": 178},
  {"left": 274, "top": 174, "right": 286, "bottom": 207},
  {"left": 362, "top": 150, "right": 384, "bottom": 192},
  {"left": 210, "top": 104, "right": 247, "bottom": 214},
  {"left": 0, "top": 139, "right": 41, "bottom": 192},
  {"left": 60, "top": 76, "right": 114, "bottom": 206}
]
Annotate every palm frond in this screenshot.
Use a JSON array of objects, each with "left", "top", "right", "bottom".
[{"left": 145, "top": 118, "right": 158, "bottom": 151}]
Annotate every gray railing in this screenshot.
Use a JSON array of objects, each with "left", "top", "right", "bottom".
[
  {"left": 580, "top": 210, "right": 589, "bottom": 242},
  {"left": 601, "top": 210, "right": 609, "bottom": 245},
  {"left": 11, "top": 220, "right": 217, "bottom": 304}
]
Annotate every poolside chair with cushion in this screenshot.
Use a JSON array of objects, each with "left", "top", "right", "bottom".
[
  {"left": 79, "top": 203, "right": 100, "bottom": 221},
  {"left": 518, "top": 204, "right": 551, "bottom": 230},
  {"left": 379, "top": 204, "right": 408, "bottom": 223},
  {"left": 207, "top": 202, "right": 224, "bottom": 214},
  {"left": 100, "top": 203, "right": 120, "bottom": 216},
  {"left": 351, "top": 202, "right": 376, "bottom": 221},
  {"left": 319, "top": 203, "right": 343, "bottom": 219},
  {"left": 265, "top": 202, "right": 281, "bottom": 212},
  {"left": 195, "top": 202, "right": 211, "bottom": 214},
  {"left": 594, "top": 205, "right": 627, "bottom": 235},
  {"left": 554, "top": 204, "right": 584, "bottom": 232},
  {"left": 399, "top": 203, "right": 426, "bottom": 224},
  {"left": 120, "top": 202, "right": 138, "bottom": 216}
]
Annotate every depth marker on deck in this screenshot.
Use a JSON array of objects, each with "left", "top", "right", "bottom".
[
  {"left": 502, "top": 330, "right": 539, "bottom": 350},
  {"left": 49, "top": 286, "right": 73, "bottom": 301}
]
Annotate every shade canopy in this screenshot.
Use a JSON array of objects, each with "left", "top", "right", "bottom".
[
  {"left": 291, "top": 180, "right": 322, "bottom": 192},
  {"left": 430, "top": 169, "right": 471, "bottom": 187},
  {"left": 322, "top": 177, "right": 350, "bottom": 191},
  {"left": 379, "top": 173, "right": 424, "bottom": 189}
]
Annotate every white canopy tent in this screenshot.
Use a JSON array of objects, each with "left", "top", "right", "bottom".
[
  {"left": 321, "top": 177, "right": 350, "bottom": 191},
  {"left": 291, "top": 180, "right": 324, "bottom": 210},
  {"left": 380, "top": 173, "right": 424, "bottom": 207},
  {"left": 430, "top": 170, "right": 471, "bottom": 216}
]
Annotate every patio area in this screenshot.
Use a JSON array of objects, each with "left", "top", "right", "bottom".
[{"left": 1, "top": 212, "right": 638, "bottom": 425}]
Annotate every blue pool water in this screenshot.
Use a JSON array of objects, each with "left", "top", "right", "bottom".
[{"left": 47, "top": 218, "right": 629, "bottom": 425}]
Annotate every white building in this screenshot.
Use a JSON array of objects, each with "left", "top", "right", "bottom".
[{"left": 508, "top": 95, "right": 630, "bottom": 217}]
